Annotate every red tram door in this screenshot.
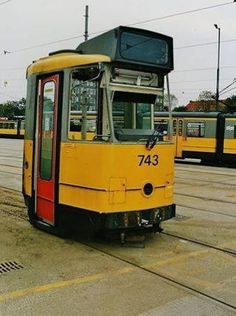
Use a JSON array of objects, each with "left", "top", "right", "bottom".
[{"left": 36, "top": 75, "right": 59, "bottom": 225}]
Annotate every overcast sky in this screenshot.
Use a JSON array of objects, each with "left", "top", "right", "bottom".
[{"left": 0, "top": 0, "right": 236, "bottom": 106}]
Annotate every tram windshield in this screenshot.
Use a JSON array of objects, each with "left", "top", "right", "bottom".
[
  {"left": 109, "top": 67, "right": 170, "bottom": 143},
  {"left": 67, "top": 65, "right": 172, "bottom": 143},
  {"left": 112, "top": 91, "right": 169, "bottom": 143},
  {"left": 112, "top": 92, "right": 152, "bottom": 141}
]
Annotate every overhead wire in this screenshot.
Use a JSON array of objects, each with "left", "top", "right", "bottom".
[
  {"left": 3, "top": 1, "right": 235, "bottom": 54},
  {"left": 1, "top": 1, "right": 236, "bottom": 101},
  {"left": 175, "top": 38, "right": 236, "bottom": 50},
  {"left": 174, "top": 65, "right": 236, "bottom": 73},
  {"left": 128, "top": 1, "right": 234, "bottom": 26},
  {"left": 219, "top": 78, "right": 236, "bottom": 93},
  {"left": 171, "top": 77, "right": 235, "bottom": 84},
  {"left": 220, "top": 86, "right": 236, "bottom": 96},
  {"left": 0, "top": 0, "right": 12, "bottom": 5}
]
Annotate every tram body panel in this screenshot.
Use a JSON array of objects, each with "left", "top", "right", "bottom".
[
  {"left": 223, "top": 117, "right": 236, "bottom": 155},
  {"left": 181, "top": 117, "right": 217, "bottom": 156},
  {"left": 23, "top": 26, "right": 176, "bottom": 234},
  {"left": 0, "top": 128, "right": 16, "bottom": 135},
  {"left": 59, "top": 142, "right": 174, "bottom": 212},
  {"left": 223, "top": 139, "right": 236, "bottom": 155},
  {"left": 23, "top": 139, "right": 33, "bottom": 196},
  {"left": 181, "top": 137, "right": 217, "bottom": 153},
  {"left": 27, "top": 54, "right": 111, "bottom": 76},
  {"left": 0, "top": 121, "right": 19, "bottom": 138}
]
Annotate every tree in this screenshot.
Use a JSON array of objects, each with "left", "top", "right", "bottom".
[
  {"left": 0, "top": 98, "right": 25, "bottom": 119},
  {"left": 164, "top": 93, "right": 178, "bottom": 109},
  {"left": 173, "top": 106, "right": 187, "bottom": 112},
  {"left": 195, "top": 90, "right": 217, "bottom": 111},
  {"left": 197, "top": 90, "right": 214, "bottom": 101},
  {"left": 224, "top": 95, "right": 236, "bottom": 113}
]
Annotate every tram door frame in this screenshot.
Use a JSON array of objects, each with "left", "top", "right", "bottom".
[{"left": 34, "top": 74, "right": 60, "bottom": 225}]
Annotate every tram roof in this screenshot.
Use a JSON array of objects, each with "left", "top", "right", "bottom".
[
  {"left": 155, "top": 112, "right": 222, "bottom": 118},
  {"left": 27, "top": 52, "right": 111, "bottom": 76}
]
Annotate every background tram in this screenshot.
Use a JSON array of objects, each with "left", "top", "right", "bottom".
[
  {"left": 23, "top": 26, "right": 175, "bottom": 238},
  {"left": 156, "top": 112, "right": 236, "bottom": 164},
  {"left": 0, "top": 118, "right": 24, "bottom": 138}
]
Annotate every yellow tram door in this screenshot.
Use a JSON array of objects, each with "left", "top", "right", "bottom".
[
  {"left": 175, "top": 118, "right": 184, "bottom": 158},
  {"left": 35, "top": 75, "right": 60, "bottom": 225}
]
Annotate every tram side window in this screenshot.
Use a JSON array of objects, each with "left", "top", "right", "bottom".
[
  {"left": 187, "top": 122, "right": 205, "bottom": 137},
  {"left": 68, "top": 70, "right": 98, "bottom": 141},
  {"left": 234, "top": 125, "right": 236, "bottom": 138},
  {"left": 0, "top": 122, "right": 15, "bottom": 129}
]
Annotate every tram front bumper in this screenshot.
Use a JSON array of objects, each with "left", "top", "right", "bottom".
[{"left": 104, "top": 204, "right": 176, "bottom": 230}]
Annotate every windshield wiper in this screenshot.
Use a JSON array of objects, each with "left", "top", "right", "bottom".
[{"left": 146, "top": 126, "right": 165, "bottom": 150}]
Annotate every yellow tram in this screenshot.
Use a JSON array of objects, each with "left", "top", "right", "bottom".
[{"left": 23, "top": 26, "right": 175, "bottom": 237}]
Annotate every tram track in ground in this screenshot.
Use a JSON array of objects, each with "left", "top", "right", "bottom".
[
  {"left": 81, "top": 240, "right": 236, "bottom": 311},
  {"left": 0, "top": 170, "right": 22, "bottom": 176},
  {"left": 161, "top": 231, "right": 236, "bottom": 256},
  {"left": 176, "top": 192, "right": 236, "bottom": 206},
  {"left": 175, "top": 160, "right": 236, "bottom": 169},
  {"left": 176, "top": 203, "right": 236, "bottom": 218},
  {"left": 1, "top": 211, "right": 236, "bottom": 312},
  {"left": 175, "top": 175, "right": 236, "bottom": 187},
  {"left": 175, "top": 165, "right": 236, "bottom": 177},
  {"left": 0, "top": 185, "right": 21, "bottom": 193},
  {"left": 0, "top": 188, "right": 235, "bottom": 310},
  {"left": 2, "top": 189, "right": 235, "bottom": 256},
  {"left": 0, "top": 186, "right": 26, "bottom": 220}
]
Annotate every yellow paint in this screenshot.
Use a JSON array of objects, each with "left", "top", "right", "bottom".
[
  {"left": 174, "top": 135, "right": 217, "bottom": 157},
  {"left": 0, "top": 267, "right": 132, "bottom": 303},
  {"left": 225, "top": 118, "right": 236, "bottom": 122},
  {"left": 181, "top": 137, "right": 217, "bottom": 153},
  {"left": 175, "top": 135, "right": 183, "bottom": 157},
  {"left": 0, "top": 129, "right": 16, "bottom": 135},
  {"left": 23, "top": 139, "right": 33, "bottom": 196},
  {"left": 68, "top": 131, "right": 95, "bottom": 141},
  {"left": 224, "top": 139, "right": 236, "bottom": 154},
  {"left": 59, "top": 142, "right": 175, "bottom": 213},
  {"left": 27, "top": 53, "right": 111, "bottom": 76}
]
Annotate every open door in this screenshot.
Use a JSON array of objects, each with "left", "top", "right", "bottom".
[{"left": 35, "top": 75, "right": 59, "bottom": 225}]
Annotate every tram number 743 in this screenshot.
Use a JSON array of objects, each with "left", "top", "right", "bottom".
[{"left": 138, "top": 154, "right": 159, "bottom": 166}]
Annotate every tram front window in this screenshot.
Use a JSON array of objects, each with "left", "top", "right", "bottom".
[{"left": 112, "top": 91, "right": 155, "bottom": 141}]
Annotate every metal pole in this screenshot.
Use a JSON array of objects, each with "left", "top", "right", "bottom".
[
  {"left": 84, "top": 5, "right": 89, "bottom": 41},
  {"left": 166, "top": 74, "right": 173, "bottom": 140},
  {"left": 214, "top": 24, "right": 221, "bottom": 111}
]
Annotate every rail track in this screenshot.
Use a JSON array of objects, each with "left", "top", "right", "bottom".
[
  {"left": 0, "top": 197, "right": 235, "bottom": 310},
  {"left": 175, "top": 165, "right": 236, "bottom": 177},
  {"left": 0, "top": 186, "right": 27, "bottom": 220},
  {"left": 176, "top": 192, "right": 236, "bottom": 206},
  {"left": 0, "top": 185, "right": 21, "bottom": 193},
  {"left": 161, "top": 231, "right": 236, "bottom": 256},
  {"left": 81, "top": 240, "right": 236, "bottom": 311},
  {"left": 176, "top": 175, "right": 236, "bottom": 187},
  {"left": 0, "top": 184, "right": 236, "bottom": 310},
  {"left": 2, "top": 186, "right": 235, "bottom": 255},
  {"left": 176, "top": 203, "right": 236, "bottom": 218}
]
